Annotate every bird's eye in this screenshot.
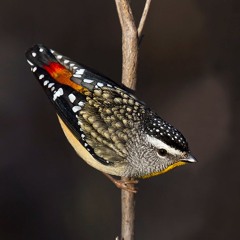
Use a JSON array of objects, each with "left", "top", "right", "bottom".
[{"left": 158, "top": 148, "right": 167, "bottom": 156}]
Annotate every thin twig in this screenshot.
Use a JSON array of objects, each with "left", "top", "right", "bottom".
[
  {"left": 115, "top": 1, "right": 138, "bottom": 239},
  {"left": 137, "top": 0, "right": 152, "bottom": 38},
  {"left": 114, "top": 1, "right": 152, "bottom": 240},
  {"left": 115, "top": 0, "right": 138, "bottom": 89},
  {"left": 121, "top": 180, "right": 135, "bottom": 240}
]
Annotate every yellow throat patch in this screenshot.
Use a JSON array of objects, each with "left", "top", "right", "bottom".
[{"left": 142, "top": 161, "right": 187, "bottom": 179}]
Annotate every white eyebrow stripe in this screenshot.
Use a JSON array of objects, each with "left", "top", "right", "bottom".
[{"left": 146, "top": 135, "right": 182, "bottom": 155}]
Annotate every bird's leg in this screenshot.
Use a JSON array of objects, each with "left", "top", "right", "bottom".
[{"left": 103, "top": 173, "right": 138, "bottom": 193}]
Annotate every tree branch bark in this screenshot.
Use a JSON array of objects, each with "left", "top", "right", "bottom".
[
  {"left": 114, "top": 1, "right": 152, "bottom": 239},
  {"left": 115, "top": 0, "right": 138, "bottom": 89},
  {"left": 137, "top": 0, "right": 152, "bottom": 38}
]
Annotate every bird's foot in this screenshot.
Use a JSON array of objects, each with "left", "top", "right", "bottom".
[{"left": 103, "top": 173, "right": 138, "bottom": 193}]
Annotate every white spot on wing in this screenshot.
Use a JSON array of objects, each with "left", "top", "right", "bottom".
[
  {"left": 32, "top": 67, "right": 37, "bottom": 72},
  {"left": 57, "top": 55, "right": 62, "bottom": 59},
  {"left": 27, "top": 60, "right": 34, "bottom": 66},
  {"left": 78, "top": 101, "right": 84, "bottom": 106},
  {"left": 72, "top": 106, "right": 81, "bottom": 112},
  {"left": 43, "top": 80, "right": 49, "bottom": 86},
  {"left": 53, "top": 88, "right": 64, "bottom": 101},
  {"left": 76, "top": 69, "right": 85, "bottom": 75},
  {"left": 97, "top": 82, "right": 104, "bottom": 87},
  {"left": 73, "top": 74, "right": 82, "bottom": 78},
  {"left": 39, "top": 74, "right": 44, "bottom": 80},
  {"left": 83, "top": 79, "right": 93, "bottom": 84},
  {"left": 68, "top": 93, "right": 76, "bottom": 103},
  {"left": 39, "top": 48, "right": 44, "bottom": 52},
  {"left": 32, "top": 52, "right": 37, "bottom": 57},
  {"left": 48, "top": 83, "right": 55, "bottom": 88},
  {"left": 64, "top": 60, "right": 70, "bottom": 64}
]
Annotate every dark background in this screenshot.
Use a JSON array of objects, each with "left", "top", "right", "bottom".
[{"left": 1, "top": 0, "right": 240, "bottom": 239}]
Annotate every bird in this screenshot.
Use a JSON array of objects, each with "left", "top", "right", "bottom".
[{"left": 26, "top": 44, "right": 196, "bottom": 192}]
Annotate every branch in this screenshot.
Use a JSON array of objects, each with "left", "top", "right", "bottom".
[
  {"left": 115, "top": 0, "right": 138, "bottom": 90},
  {"left": 114, "top": 1, "right": 152, "bottom": 240},
  {"left": 137, "top": 0, "right": 152, "bottom": 38}
]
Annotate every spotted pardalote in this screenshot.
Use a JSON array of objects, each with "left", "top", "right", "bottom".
[{"left": 26, "top": 44, "right": 196, "bottom": 182}]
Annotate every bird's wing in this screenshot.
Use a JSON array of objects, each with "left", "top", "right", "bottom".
[{"left": 26, "top": 44, "right": 144, "bottom": 166}]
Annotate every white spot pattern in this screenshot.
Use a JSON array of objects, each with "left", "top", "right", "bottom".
[
  {"left": 75, "top": 69, "right": 85, "bottom": 75},
  {"left": 97, "top": 82, "right": 104, "bottom": 87},
  {"left": 73, "top": 74, "right": 82, "bottom": 78},
  {"left": 53, "top": 88, "right": 64, "bottom": 101},
  {"left": 43, "top": 80, "right": 49, "bottom": 86},
  {"left": 48, "top": 83, "right": 55, "bottom": 88},
  {"left": 83, "top": 79, "right": 93, "bottom": 84},
  {"left": 72, "top": 106, "right": 81, "bottom": 113},
  {"left": 78, "top": 101, "right": 84, "bottom": 106},
  {"left": 68, "top": 93, "right": 76, "bottom": 103},
  {"left": 39, "top": 74, "right": 44, "bottom": 80},
  {"left": 27, "top": 60, "right": 34, "bottom": 66}
]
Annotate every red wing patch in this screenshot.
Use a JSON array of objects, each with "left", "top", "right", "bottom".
[{"left": 43, "top": 62, "right": 87, "bottom": 94}]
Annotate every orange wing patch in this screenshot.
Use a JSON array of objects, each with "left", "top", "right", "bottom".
[{"left": 43, "top": 62, "right": 88, "bottom": 94}]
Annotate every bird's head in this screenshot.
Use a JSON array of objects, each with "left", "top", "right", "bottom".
[{"left": 125, "top": 110, "right": 196, "bottom": 178}]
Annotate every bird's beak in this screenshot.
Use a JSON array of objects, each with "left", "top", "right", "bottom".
[{"left": 181, "top": 154, "right": 197, "bottom": 163}]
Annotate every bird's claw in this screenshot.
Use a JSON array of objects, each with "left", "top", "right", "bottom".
[
  {"left": 103, "top": 173, "right": 138, "bottom": 193},
  {"left": 113, "top": 179, "right": 138, "bottom": 193}
]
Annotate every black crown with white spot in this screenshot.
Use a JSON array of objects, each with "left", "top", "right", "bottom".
[{"left": 143, "top": 109, "right": 188, "bottom": 152}]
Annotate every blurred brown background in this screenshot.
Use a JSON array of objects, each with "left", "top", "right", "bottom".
[{"left": 0, "top": 0, "right": 240, "bottom": 239}]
